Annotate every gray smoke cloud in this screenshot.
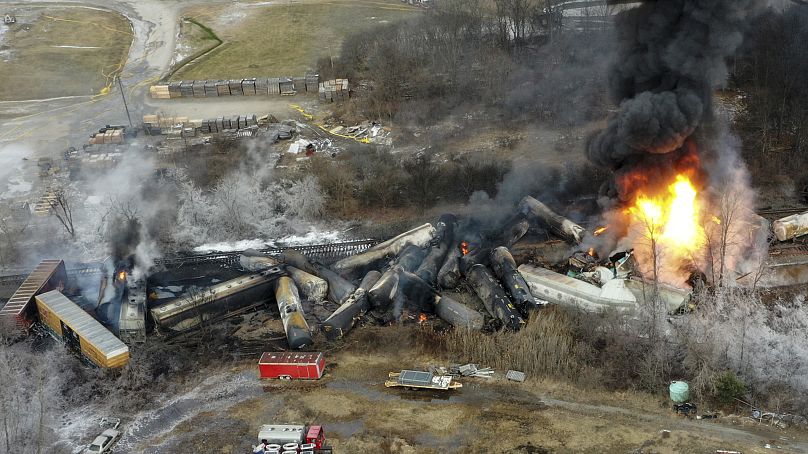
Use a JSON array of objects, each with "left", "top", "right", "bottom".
[{"left": 587, "top": 0, "right": 762, "bottom": 171}]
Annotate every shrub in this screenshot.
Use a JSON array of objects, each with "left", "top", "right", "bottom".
[{"left": 714, "top": 370, "right": 747, "bottom": 405}]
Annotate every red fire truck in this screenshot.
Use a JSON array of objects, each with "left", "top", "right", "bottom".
[{"left": 258, "top": 352, "right": 325, "bottom": 380}]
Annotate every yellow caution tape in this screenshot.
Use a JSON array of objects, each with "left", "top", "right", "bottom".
[{"left": 289, "top": 104, "right": 371, "bottom": 144}]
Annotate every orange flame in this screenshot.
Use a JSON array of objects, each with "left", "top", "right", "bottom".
[
  {"left": 418, "top": 313, "right": 427, "bottom": 324},
  {"left": 117, "top": 270, "right": 126, "bottom": 281},
  {"left": 594, "top": 226, "right": 608, "bottom": 236},
  {"left": 460, "top": 241, "right": 469, "bottom": 256},
  {"left": 626, "top": 174, "right": 705, "bottom": 261},
  {"left": 587, "top": 247, "right": 597, "bottom": 258}
]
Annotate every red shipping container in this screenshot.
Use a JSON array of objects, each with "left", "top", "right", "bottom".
[{"left": 259, "top": 352, "right": 325, "bottom": 380}]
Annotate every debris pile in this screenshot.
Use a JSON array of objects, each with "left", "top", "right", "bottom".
[
  {"left": 190, "top": 194, "right": 695, "bottom": 348},
  {"left": 327, "top": 121, "right": 391, "bottom": 145},
  {"left": 505, "top": 370, "right": 526, "bottom": 382},
  {"left": 453, "top": 364, "right": 494, "bottom": 379}
]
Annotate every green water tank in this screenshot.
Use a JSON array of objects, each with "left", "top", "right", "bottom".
[{"left": 669, "top": 381, "right": 690, "bottom": 403}]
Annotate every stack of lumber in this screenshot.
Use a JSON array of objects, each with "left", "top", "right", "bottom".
[
  {"left": 279, "top": 78, "right": 295, "bottom": 95},
  {"left": 80, "top": 153, "right": 121, "bottom": 170},
  {"left": 268, "top": 77, "right": 281, "bottom": 95},
  {"left": 228, "top": 79, "right": 243, "bottom": 96},
  {"left": 319, "top": 79, "right": 349, "bottom": 102},
  {"left": 255, "top": 77, "right": 269, "bottom": 95},
  {"left": 149, "top": 75, "right": 321, "bottom": 99},
  {"left": 216, "top": 80, "right": 231, "bottom": 96},
  {"left": 192, "top": 81, "right": 206, "bottom": 97},
  {"left": 292, "top": 76, "right": 306, "bottom": 93},
  {"left": 305, "top": 74, "right": 319, "bottom": 93},
  {"left": 204, "top": 80, "right": 218, "bottom": 97},
  {"left": 180, "top": 82, "right": 194, "bottom": 98},
  {"left": 144, "top": 114, "right": 258, "bottom": 135},
  {"left": 149, "top": 85, "right": 170, "bottom": 99},
  {"left": 89, "top": 129, "right": 124, "bottom": 145},
  {"left": 34, "top": 188, "right": 59, "bottom": 216},
  {"left": 242, "top": 78, "right": 257, "bottom": 96}
]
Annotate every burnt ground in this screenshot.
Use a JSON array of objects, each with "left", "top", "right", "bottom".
[{"left": 59, "top": 324, "right": 808, "bottom": 454}]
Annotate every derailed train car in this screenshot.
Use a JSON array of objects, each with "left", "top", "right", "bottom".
[
  {"left": 0, "top": 259, "right": 67, "bottom": 335},
  {"left": 95, "top": 271, "right": 147, "bottom": 344},
  {"left": 35, "top": 290, "right": 129, "bottom": 368},
  {"left": 149, "top": 267, "right": 284, "bottom": 332}
]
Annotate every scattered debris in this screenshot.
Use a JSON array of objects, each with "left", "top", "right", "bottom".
[
  {"left": 506, "top": 370, "right": 526, "bottom": 382},
  {"left": 325, "top": 120, "right": 391, "bottom": 145},
  {"left": 3, "top": 14, "right": 15, "bottom": 25},
  {"left": 438, "top": 363, "right": 495, "bottom": 378},
  {"left": 385, "top": 370, "right": 462, "bottom": 391},
  {"left": 673, "top": 402, "right": 698, "bottom": 417}
]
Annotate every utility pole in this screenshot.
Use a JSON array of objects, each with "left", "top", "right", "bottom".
[{"left": 117, "top": 75, "right": 133, "bottom": 127}]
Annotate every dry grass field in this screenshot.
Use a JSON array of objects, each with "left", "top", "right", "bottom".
[
  {"left": 125, "top": 324, "right": 802, "bottom": 453},
  {"left": 171, "top": 0, "right": 420, "bottom": 81},
  {"left": 0, "top": 5, "right": 132, "bottom": 101}
]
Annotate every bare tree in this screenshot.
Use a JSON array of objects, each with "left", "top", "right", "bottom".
[
  {"left": 280, "top": 176, "right": 326, "bottom": 220},
  {"left": 0, "top": 205, "right": 28, "bottom": 268},
  {"left": 495, "top": 0, "right": 541, "bottom": 47},
  {"left": 48, "top": 189, "right": 75, "bottom": 239}
]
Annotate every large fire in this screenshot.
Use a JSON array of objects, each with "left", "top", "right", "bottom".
[{"left": 624, "top": 173, "right": 706, "bottom": 280}]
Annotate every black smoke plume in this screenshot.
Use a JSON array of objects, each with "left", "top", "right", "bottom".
[{"left": 587, "top": 0, "right": 762, "bottom": 173}]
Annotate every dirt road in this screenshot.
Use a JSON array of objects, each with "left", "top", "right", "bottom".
[
  {"left": 0, "top": 0, "right": 183, "bottom": 143},
  {"left": 56, "top": 335, "right": 808, "bottom": 453},
  {"left": 0, "top": 0, "right": 311, "bottom": 148}
]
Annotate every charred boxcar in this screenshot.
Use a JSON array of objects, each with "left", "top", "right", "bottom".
[{"left": 149, "top": 267, "right": 283, "bottom": 332}]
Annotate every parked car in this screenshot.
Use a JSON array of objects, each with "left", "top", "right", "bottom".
[{"left": 84, "top": 428, "right": 120, "bottom": 453}]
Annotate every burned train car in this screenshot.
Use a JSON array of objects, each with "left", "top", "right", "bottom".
[
  {"left": 150, "top": 267, "right": 283, "bottom": 332},
  {"left": 94, "top": 266, "right": 147, "bottom": 344}
]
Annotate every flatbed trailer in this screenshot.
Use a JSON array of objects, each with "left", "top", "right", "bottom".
[{"left": 384, "top": 370, "right": 462, "bottom": 390}]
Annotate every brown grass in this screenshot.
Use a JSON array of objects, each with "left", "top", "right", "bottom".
[
  {"left": 172, "top": 0, "right": 420, "bottom": 80},
  {"left": 0, "top": 6, "right": 132, "bottom": 101},
  {"left": 442, "top": 307, "right": 578, "bottom": 378}
]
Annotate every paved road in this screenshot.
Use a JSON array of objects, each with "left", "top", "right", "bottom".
[
  {"left": 0, "top": 0, "right": 184, "bottom": 150},
  {"left": 0, "top": 0, "right": 314, "bottom": 204}
]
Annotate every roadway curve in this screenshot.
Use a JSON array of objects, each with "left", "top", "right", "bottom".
[{"left": 0, "top": 0, "right": 188, "bottom": 148}]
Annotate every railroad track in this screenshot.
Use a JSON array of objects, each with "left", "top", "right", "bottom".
[
  {"left": 0, "top": 239, "right": 379, "bottom": 288},
  {"left": 756, "top": 206, "right": 808, "bottom": 220}
]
